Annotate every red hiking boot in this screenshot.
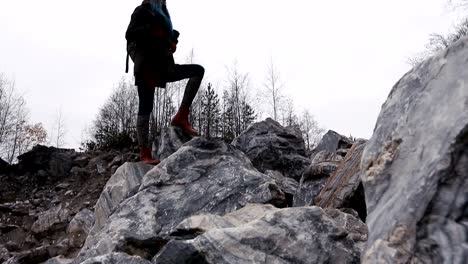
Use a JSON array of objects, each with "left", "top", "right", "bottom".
[
  {"left": 140, "top": 146, "right": 160, "bottom": 165},
  {"left": 171, "top": 105, "right": 199, "bottom": 136}
]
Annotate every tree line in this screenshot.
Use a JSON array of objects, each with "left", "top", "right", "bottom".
[{"left": 87, "top": 59, "right": 325, "bottom": 153}]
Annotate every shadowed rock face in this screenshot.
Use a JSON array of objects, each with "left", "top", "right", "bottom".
[
  {"left": 315, "top": 140, "right": 367, "bottom": 220},
  {"left": 0, "top": 158, "right": 8, "bottom": 173},
  {"left": 91, "top": 162, "right": 153, "bottom": 235},
  {"left": 16, "top": 145, "right": 77, "bottom": 179},
  {"left": 153, "top": 127, "right": 193, "bottom": 161},
  {"left": 73, "top": 138, "right": 284, "bottom": 263},
  {"left": 232, "top": 118, "right": 310, "bottom": 180},
  {"left": 154, "top": 205, "right": 367, "bottom": 264},
  {"left": 293, "top": 161, "right": 340, "bottom": 207},
  {"left": 311, "top": 130, "right": 353, "bottom": 160},
  {"left": 361, "top": 36, "right": 468, "bottom": 263}
]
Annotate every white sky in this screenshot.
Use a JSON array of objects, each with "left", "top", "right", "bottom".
[{"left": 0, "top": 0, "right": 464, "bottom": 149}]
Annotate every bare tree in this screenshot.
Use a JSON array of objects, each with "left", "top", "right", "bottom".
[
  {"left": 0, "top": 74, "right": 46, "bottom": 163},
  {"left": 300, "top": 110, "right": 325, "bottom": 151},
  {"left": 263, "top": 57, "right": 284, "bottom": 121},
  {"left": 50, "top": 108, "right": 67, "bottom": 148},
  {"left": 225, "top": 60, "right": 250, "bottom": 137},
  {"left": 281, "top": 96, "right": 299, "bottom": 127},
  {"left": 408, "top": 18, "right": 468, "bottom": 66}
]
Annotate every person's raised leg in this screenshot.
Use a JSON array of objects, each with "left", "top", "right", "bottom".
[
  {"left": 166, "top": 64, "right": 205, "bottom": 135},
  {"left": 137, "top": 84, "right": 160, "bottom": 165}
]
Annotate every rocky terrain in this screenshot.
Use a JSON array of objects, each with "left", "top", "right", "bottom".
[
  {"left": 1, "top": 36, "right": 467, "bottom": 264},
  {"left": 0, "top": 146, "right": 140, "bottom": 263}
]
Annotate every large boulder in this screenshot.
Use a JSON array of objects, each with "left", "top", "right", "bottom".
[
  {"left": 232, "top": 118, "right": 310, "bottom": 180},
  {"left": 153, "top": 127, "right": 193, "bottom": 161},
  {"left": 361, "top": 36, "right": 468, "bottom": 263},
  {"left": 31, "top": 204, "right": 71, "bottom": 235},
  {"left": 16, "top": 145, "right": 76, "bottom": 178},
  {"left": 265, "top": 170, "right": 299, "bottom": 206},
  {"left": 91, "top": 162, "right": 153, "bottom": 235},
  {"left": 154, "top": 205, "right": 367, "bottom": 264},
  {"left": 311, "top": 130, "right": 353, "bottom": 159},
  {"left": 315, "top": 140, "right": 367, "bottom": 220},
  {"left": 67, "top": 208, "right": 95, "bottom": 249},
  {"left": 293, "top": 161, "right": 340, "bottom": 207},
  {"left": 74, "top": 138, "right": 284, "bottom": 263}
]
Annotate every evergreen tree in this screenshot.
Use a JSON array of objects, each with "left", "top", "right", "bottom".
[
  {"left": 241, "top": 101, "right": 256, "bottom": 131},
  {"left": 202, "top": 83, "right": 221, "bottom": 138},
  {"left": 221, "top": 90, "right": 235, "bottom": 142}
]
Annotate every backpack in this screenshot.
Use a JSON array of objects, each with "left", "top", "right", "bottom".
[{"left": 125, "top": 41, "right": 137, "bottom": 73}]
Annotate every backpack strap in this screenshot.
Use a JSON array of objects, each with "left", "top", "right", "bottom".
[{"left": 125, "top": 52, "right": 130, "bottom": 73}]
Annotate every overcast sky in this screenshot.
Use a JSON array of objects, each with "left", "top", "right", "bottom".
[{"left": 0, "top": 0, "right": 463, "bottom": 149}]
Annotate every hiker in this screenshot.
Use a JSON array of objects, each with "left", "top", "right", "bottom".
[{"left": 125, "top": 0, "right": 205, "bottom": 164}]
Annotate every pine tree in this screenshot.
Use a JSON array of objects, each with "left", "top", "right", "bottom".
[
  {"left": 221, "top": 90, "right": 235, "bottom": 142},
  {"left": 241, "top": 101, "right": 256, "bottom": 131},
  {"left": 202, "top": 83, "right": 221, "bottom": 138}
]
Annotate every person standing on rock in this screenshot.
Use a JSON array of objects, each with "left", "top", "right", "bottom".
[{"left": 125, "top": 0, "right": 204, "bottom": 165}]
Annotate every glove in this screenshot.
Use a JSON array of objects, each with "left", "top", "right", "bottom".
[
  {"left": 172, "top": 29, "right": 180, "bottom": 43},
  {"left": 170, "top": 42, "right": 177, "bottom": 53}
]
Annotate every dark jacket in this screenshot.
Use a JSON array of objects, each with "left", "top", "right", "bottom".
[{"left": 126, "top": 1, "right": 178, "bottom": 88}]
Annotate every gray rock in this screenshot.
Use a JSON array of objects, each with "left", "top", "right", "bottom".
[
  {"left": 67, "top": 208, "right": 95, "bottom": 248},
  {"left": 172, "top": 204, "right": 280, "bottom": 236},
  {"left": 108, "top": 155, "right": 124, "bottom": 168},
  {"left": 17, "top": 145, "right": 75, "bottom": 178},
  {"left": 91, "top": 162, "right": 153, "bottom": 235},
  {"left": 96, "top": 163, "right": 106, "bottom": 174},
  {"left": 81, "top": 253, "right": 152, "bottom": 264},
  {"left": 70, "top": 166, "right": 86, "bottom": 176},
  {"left": 265, "top": 170, "right": 299, "bottom": 199},
  {"left": 88, "top": 157, "right": 107, "bottom": 174},
  {"left": 72, "top": 156, "right": 89, "bottom": 168},
  {"left": 361, "top": 36, "right": 468, "bottom": 263},
  {"left": 74, "top": 138, "right": 284, "bottom": 263},
  {"left": 315, "top": 140, "right": 367, "bottom": 220},
  {"left": 0, "top": 246, "right": 10, "bottom": 263},
  {"left": 232, "top": 118, "right": 310, "bottom": 180},
  {"left": 43, "top": 256, "right": 73, "bottom": 264},
  {"left": 311, "top": 150, "right": 343, "bottom": 164},
  {"left": 4, "top": 246, "right": 51, "bottom": 264},
  {"left": 336, "top": 148, "right": 349, "bottom": 157},
  {"left": 31, "top": 204, "right": 71, "bottom": 235},
  {"left": 153, "top": 126, "right": 193, "bottom": 161},
  {"left": 56, "top": 183, "right": 70, "bottom": 190},
  {"left": 311, "top": 130, "right": 353, "bottom": 159},
  {"left": 293, "top": 161, "right": 340, "bottom": 206},
  {"left": 155, "top": 206, "right": 367, "bottom": 264},
  {"left": 3, "top": 257, "right": 18, "bottom": 264}
]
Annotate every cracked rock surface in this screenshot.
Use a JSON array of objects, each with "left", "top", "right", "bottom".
[
  {"left": 361, "top": 36, "right": 468, "bottom": 263},
  {"left": 155, "top": 205, "right": 367, "bottom": 264},
  {"left": 73, "top": 138, "right": 284, "bottom": 263}
]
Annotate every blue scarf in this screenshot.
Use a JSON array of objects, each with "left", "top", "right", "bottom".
[{"left": 149, "top": 0, "right": 173, "bottom": 33}]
